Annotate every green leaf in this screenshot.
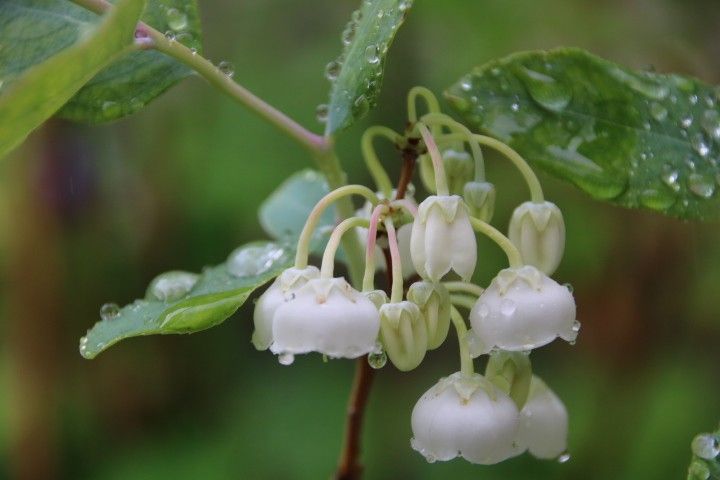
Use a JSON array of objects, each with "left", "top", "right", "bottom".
[
  {"left": 0, "top": 0, "right": 145, "bottom": 159},
  {"left": 259, "top": 169, "right": 337, "bottom": 255},
  {"left": 79, "top": 241, "right": 292, "bottom": 359},
  {"left": 445, "top": 48, "right": 720, "bottom": 221},
  {"left": 324, "top": 0, "right": 413, "bottom": 136},
  {"left": 0, "top": 0, "right": 202, "bottom": 126},
  {"left": 687, "top": 426, "right": 720, "bottom": 479},
  {"left": 60, "top": 0, "right": 202, "bottom": 122}
]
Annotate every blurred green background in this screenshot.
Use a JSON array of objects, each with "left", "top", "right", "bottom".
[{"left": 1, "top": 0, "right": 720, "bottom": 478}]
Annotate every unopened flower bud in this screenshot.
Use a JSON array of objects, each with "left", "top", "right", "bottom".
[
  {"left": 379, "top": 301, "right": 427, "bottom": 371},
  {"left": 468, "top": 265, "right": 577, "bottom": 355},
  {"left": 364, "top": 289, "right": 389, "bottom": 309},
  {"left": 508, "top": 201, "right": 565, "bottom": 275},
  {"left": 463, "top": 181, "right": 496, "bottom": 223},
  {"left": 419, "top": 148, "right": 475, "bottom": 195},
  {"left": 252, "top": 266, "right": 319, "bottom": 350},
  {"left": 410, "top": 195, "right": 477, "bottom": 282},
  {"left": 407, "top": 281, "right": 450, "bottom": 350},
  {"left": 411, "top": 372, "right": 520, "bottom": 464},
  {"left": 516, "top": 376, "right": 568, "bottom": 460},
  {"left": 270, "top": 277, "right": 380, "bottom": 359}
]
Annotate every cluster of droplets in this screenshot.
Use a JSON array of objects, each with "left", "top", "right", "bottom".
[
  {"left": 251, "top": 87, "right": 577, "bottom": 466},
  {"left": 316, "top": 0, "right": 414, "bottom": 124},
  {"left": 79, "top": 242, "right": 289, "bottom": 359},
  {"left": 449, "top": 56, "right": 720, "bottom": 218}
]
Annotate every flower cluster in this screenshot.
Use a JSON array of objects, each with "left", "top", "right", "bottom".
[{"left": 252, "top": 87, "right": 577, "bottom": 466}]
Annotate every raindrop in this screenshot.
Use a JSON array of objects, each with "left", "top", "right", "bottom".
[
  {"left": 166, "top": 8, "right": 188, "bottom": 31},
  {"left": 649, "top": 102, "right": 667, "bottom": 121},
  {"left": 572, "top": 320, "right": 581, "bottom": 333},
  {"left": 691, "top": 133, "right": 710, "bottom": 157},
  {"left": 681, "top": 116, "right": 693, "bottom": 129},
  {"left": 341, "top": 23, "right": 356, "bottom": 46},
  {"left": 511, "top": 102, "right": 520, "bottom": 112},
  {"left": 146, "top": 271, "right": 199, "bottom": 302},
  {"left": 190, "top": 47, "right": 198, "bottom": 56},
  {"left": 500, "top": 299, "right": 516, "bottom": 317},
  {"left": 639, "top": 187, "right": 676, "bottom": 210},
  {"left": 701, "top": 110, "right": 720, "bottom": 140},
  {"left": 101, "top": 101, "right": 121, "bottom": 117},
  {"left": 459, "top": 77, "right": 472, "bottom": 92},
  {"left": 315, "top": 103, "right": 329, "bottom": 123},
  {"left": 692, "top": 434, "right": 720, "bottom": 460},
  {"left": 325, "top": 60, "right": 341, "bottom": 81},
  {"left": 399, "top": 0, "right": 413, "bottom": 12},
  {"left": 690, "top": 94, "right": 699, "bottom": 105},
  {"left": 100, "top": 302, "right": 120, "bottom": 321},
  {"left": 217, "top": 61, "right": 234, "bottom": 78},
  {"left": 660, "top": 165, "right": 681, "bottom": 192},
  {"left": 476, "top": 303, "right": 489, "bottom": 318},
  {"left": 563, "top": 283, "right": 574, "bottom": 293},
  {"left": 557, "top": 452, "right": 571, "bottom": 463},
  {"left": 368, "top": 350, "right": 387, "bottom": 369},
  {"left": 352, "top": 94, "right": 369, "bottom": 117},
  {"left": 365, "top": 45, "right": 379, "bottom": 65},
  {"left": 164, "top": 30, "right": 176, "bottom": 42},
  {"left": 227, "top": 243, "right": 286, "bottom": 277},
  {"left": 688, "top": 173, "right": 716, "bottom": 198},
  {"left": 518, "top": 68, "right": 572, "bottom": 112},
  {"left": 278, "top": 353, "right": 295, "bottom": 366}
]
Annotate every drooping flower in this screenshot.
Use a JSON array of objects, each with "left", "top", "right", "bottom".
[
  {"left": 411, "top": 372, "right": 520, "bottom": 464},
  {"left": 379, "top": 301, "right": 427, "bottom": 371},
  {"left": 410, "top": 195, "right": 477, "bottom": 282},
  {"left": 252, "top": 266, "right": 319, "bottom": 350},
  {"left": 468, "top": 265, "right": 577, "bottom": 355},
  {"left": 508, "top": 201, "right": 565, "bottom": 275},
  {"left": 270, "top": 277, "right": 380, "bottom": 359},
  {"left": 516, "top": 376, "right": 568, "bottom": 460},
  {"left": 406, "top": 281, "right": 450, "bottom": 350}
]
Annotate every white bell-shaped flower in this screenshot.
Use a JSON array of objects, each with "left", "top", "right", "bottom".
[
  {"left": 516, "top": 376, "right": 568, "bottom": 460},
  {"left": 379, "top": 301, "right": 427, "bottom": 371},
  {"left": 252, "top": 266, "right": 319, "bottom": 350},
  {"left": 508, "top": 201, "right": 565, "bottom": 275},
  {"left": 270, "top": 277, "right": 380, "bottom": 359},
  {"left": 407, "top": 281, "right": 450, "bottom": 350},
  {"left": 468, "top": 265, "right": 577, "bottom": 355},
  {"left": 411, "top": 372, "right": 520, "bottom": 464},
  {"left": 410, "top": 195, "right": 477, "bottom": 282}
]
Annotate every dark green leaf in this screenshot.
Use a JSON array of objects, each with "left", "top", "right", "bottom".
[
  {"left": 324, "top": 0, "right": 413, "bottom": 136},
  {"left": 80, "top": 241, "right": 292, "bottom": 359},
  {"left": 0, "top": 0, "right": 145, "bottom": 159},
  {"left": 687, "top": 426, "right": 720, "bottom": 479},
  {"left": 445, "top": 48, "right": 720, "bottom": 221},
  {"left": 259, "top": 169, "right": 337, "bottom": 255},
  {"left": 61, "top": 0, "right": 203, "bottom": 122}
]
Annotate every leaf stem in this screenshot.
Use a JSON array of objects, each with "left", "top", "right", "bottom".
[{"left": 469, "top": 216, "right": 523, "bottom": 268}]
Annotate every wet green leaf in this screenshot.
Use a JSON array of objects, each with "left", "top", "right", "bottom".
[
  {"left": 80, "top": 241, "right": 292, "bottom": 359},
  {"left": 0, "top": 0, "right": 145, "bottom": 159},
  {"left": 324, "top": 0, "right": 413, "bottom": 136},
  {"left": 446, "top": 48, "right": 720, "bottom": 221},
  {"left": 61, "top": 0, "right": 203, "bottom": 122},
  {"left": 259, "top": 169, "right": 337, "bottom": 255},
  {"left": 0, "top": 0, "right": 202, "bottom": 125}
]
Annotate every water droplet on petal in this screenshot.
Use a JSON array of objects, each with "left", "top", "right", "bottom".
[
  {"left": 365, "top": 45, "right": 379, "bottom": 64},
  {"left": 100, "top": 302, "right": 120, "bottom": 321},
  {"left": 572, "top": 320, "right": 581, "bottom": 333},
  {"left": 500, "top": 298, "right": 516, "bottom": 317},
  {"left": 278, "top": 353, "right": 295, "bottom": 366},
  {"left": 692, "top": 434, "right": 720, "bottom": 460},
  {"left": 557, "top": 452, "right": 571, "bottom": 463},
  {"left": 217, "top": 61, "right": 234, "bottom": 78},
  {"left": 563, "top": 283, "right": 574, "bottom": 293},
  {"left": 368, "top": 349, "right": 387, "bottom": 369},
  {"left": 166, "top": 8, "right": 188, "bottom": 31}
]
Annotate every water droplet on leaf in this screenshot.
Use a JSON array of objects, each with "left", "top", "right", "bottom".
[
  {"left": 315, "top": 104, "right": 329, "bottom": 123},
  {"left": 325, "top": 61, "right": 341, "bottom": 81},
  {"left": 100, "top": 303, "right": 120, "bottom": 321},
  {"left": 688, "top": 173, "right": 716, "bottom": 198},
  {"left": 146, "top": 271, "right": 199, "bottom": 302},
  {"left": 518, "top": 68, "right": 572, "bottom": 112},
  {"left": 166, "top": 8, "right": 188, "bottom": 31},
  {"left": 650, "top": 102, "right": 667, "bottom": 121},
  {"left": 227, "top": 243, "right": 287, "bottom": 277},
  {"left": 365, "top": 45, "right": 379, "bottom": 64}
]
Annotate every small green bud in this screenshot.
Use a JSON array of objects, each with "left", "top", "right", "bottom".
[
  {"left": 418, "top": 147, "right": 475, "bottom": 195},
  {"left": 463, "top": 181, "right": 496, "bottom": 222},
  {"left": 407, "top": 281, "right": 450, "bottom": 350},
  {"left": 379, "top": 301, "right": 427, "bottom": 371}
]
